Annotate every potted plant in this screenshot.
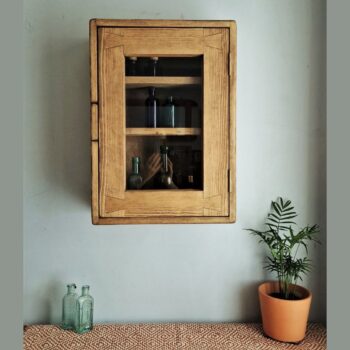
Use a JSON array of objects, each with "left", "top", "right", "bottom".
[{"left": 247, "top": 197, "right": 319, "bottom": 343}]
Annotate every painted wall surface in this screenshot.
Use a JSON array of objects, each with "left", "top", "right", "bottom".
[{"left": 24, "top": 0, "right": 326, "bottom": 323}]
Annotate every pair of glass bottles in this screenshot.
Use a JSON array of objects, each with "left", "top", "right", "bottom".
[
  {"left": 128, "top": 145, "right": 176, "bottom": 190},
  {"left": 127, "top": 57, "right": 159, "bottom": 76},
  {"left": 146, "top": 87, "right": 175, "bottom": 128},
  {"left": 61, "top": 284, "right": 93, "bottom": 334}
]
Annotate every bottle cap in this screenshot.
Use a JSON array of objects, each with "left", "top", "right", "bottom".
[
  {"left": 160, "top": 145, "right": 169, "bottom": 153},
  {"left": 150, "top": 57, "right": 159, "bottom": 61},
  {"left": 129, "top": 56, "right": 138, "bottom": 61}
]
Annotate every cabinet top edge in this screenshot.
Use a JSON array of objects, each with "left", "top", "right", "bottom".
[{"left": 89, "top": 19, "right": 236, "bottom": 28}]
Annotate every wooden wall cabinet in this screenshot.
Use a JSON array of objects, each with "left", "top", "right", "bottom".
[{"left": 90, "top": 19, "right": 236, "bottom": 224}]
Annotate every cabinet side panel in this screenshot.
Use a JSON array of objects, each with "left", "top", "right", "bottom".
[
  {"left": 203, "top": 28, "right": 230, "bottom": 216},
  {"left": 90, "top": 20, "right": 98, "bottom": 103},
  {"left": 229, "top": 22, "right": 237, "bottom": 222},
  {"left": 91, "top": 104, "right": 98, "bottom": 141},
  {"left": 99, "top": 28, "right": 126, "bottom": 216},
  {"left": 91, "top": 141, "right": 99, "bottom": 224}
]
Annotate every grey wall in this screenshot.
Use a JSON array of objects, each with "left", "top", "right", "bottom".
[{"left": 24, "top": 0, "right": 326, "bottom": 324}]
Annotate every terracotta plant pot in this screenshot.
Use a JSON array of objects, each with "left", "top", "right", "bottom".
[{"left": 258, "top": 281, "right": 312, "bottom": 343}]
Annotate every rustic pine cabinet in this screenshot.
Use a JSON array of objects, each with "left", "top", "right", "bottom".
[{"left": 90, "top": 19, "right": 236, "bottom": 224}]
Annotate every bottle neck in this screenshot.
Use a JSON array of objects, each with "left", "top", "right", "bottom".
[
  {"left": 132, "top": 159, "right": 140, "bottom": 174},
  {"left": 161, "top": 152, "right": 168, "bottom": 173},
  {"left": 149, "top": 87, "right": 156, "bottom": 97},
  {"left": 67, "top": 284, "right": 76, "bottom": 294},
  {"left": 82, "top": 286, "right": 90, "bottom": 296}
]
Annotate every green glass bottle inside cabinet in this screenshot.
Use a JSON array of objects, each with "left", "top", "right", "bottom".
[
  {"left": 158, "top": 145, "right": 177, "bottom": 189},
  {"left": 161, "top": 96, "right": 175, "bottom": 127},
  {"left": 128, "top": 157, "right": 143, "bottom": 189}
]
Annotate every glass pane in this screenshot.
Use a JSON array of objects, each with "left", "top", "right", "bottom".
[
  {"left": 125, "top": 56, "right": 203, "bottom": 77},
  {"left": 126, "top": 136, "right": 202, "bottom": 190},
  {"left": 125, "top": 56, "right": 203, "bottom": 190}
]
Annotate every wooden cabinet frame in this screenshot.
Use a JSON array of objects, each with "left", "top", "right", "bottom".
[{"left": 90, "top": 19, "right": 236, "bottom": 224}]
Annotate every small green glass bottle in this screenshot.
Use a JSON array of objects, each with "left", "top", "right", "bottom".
[
  {"left": 161, "top": 96, "right": 175, "bottom": 127},
  {"left": 75, "top": 285, "right": 94, "bottom": 334},
  {"left": 61, "top": 283, "right": 78, "bottom": 330},
  {"left": 159, "top": 145, "right": 177, "bottom": 189},
  {"left": 128, "top": 157, "right": 143, "bottom": 189}
]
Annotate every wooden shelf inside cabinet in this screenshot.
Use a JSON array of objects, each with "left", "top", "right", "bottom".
[
  {"left": 125, "top": 76, "right": 202, "bottom": 89},
  {"left": 126, "top": 128, "right": 201, "bottom": 136}
]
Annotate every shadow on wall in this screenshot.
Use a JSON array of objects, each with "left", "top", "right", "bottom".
[
  {"left": 28, "top": 280, "right": 63, "bottom": 325},
  {"left": 40, "top": 36, "right": 91, "bottom": 206},
  {"left": 237, "top": 281, "right": 261, "bottom": 322}
]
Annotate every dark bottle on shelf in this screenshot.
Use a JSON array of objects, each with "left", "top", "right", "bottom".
[
  {"left": 148, "top": 57, "right": 159, "bottom": 76},
  {"left": 161, "top": 96, "right": 175, "bottom": 127},
  {"left": 128, "top": 157, "right": 143, "bottom": 189},
  {"left": 145, "top": 87, "right": 160, "bottom": 127},
  {"left": 184, "top": 163, "right": 195, "bottom": 189},
  {"left": 127, "top": 57, "right": 138, "bottom": 76},
  {"left": 187, "top": 175, "right": 194, "bottom": 188},
  {"left": 158, "top": 145, "right": 177, "bottom": 189}
]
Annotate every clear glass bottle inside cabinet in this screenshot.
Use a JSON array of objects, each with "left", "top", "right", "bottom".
[{"left": 125, "top": 56, "right": 203, "bottom": 190}]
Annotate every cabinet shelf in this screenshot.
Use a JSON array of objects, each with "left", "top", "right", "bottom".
[
  {"left": 125, "top": 76, "right": 202, "bottom": 89},
  {"left": 126, "top": 128, "right": 201, "bottom": 136}
]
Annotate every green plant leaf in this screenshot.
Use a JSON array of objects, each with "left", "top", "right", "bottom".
[
  {"left": 246, "top": 197, "right": 320, "bottom": 295},
  {"left": 272, "top": 201, "right": 281, "bottom": 216}
]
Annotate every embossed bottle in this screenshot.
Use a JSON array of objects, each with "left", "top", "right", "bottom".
[
  {"left": 61, "top": 283, "right": 78, "bottom": 330},
  {"left": 75, "top": 285, "right": 94, "bottom": 334}
]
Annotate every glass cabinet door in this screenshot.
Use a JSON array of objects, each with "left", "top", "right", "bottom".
[{"left": 98, "top": 26, "right": 230, "bottom": 218}]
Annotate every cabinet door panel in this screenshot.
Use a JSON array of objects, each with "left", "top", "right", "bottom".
[
  {"left": 203, "top": 28, "right": 229, "bottom": 216},
  {"left": 98, "top": 27, "right": 229, "bottom": 218},
  {"left": 98, "top": 39, "right": 126, "bottom": 216}
]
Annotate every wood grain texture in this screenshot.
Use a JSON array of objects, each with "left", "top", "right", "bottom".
[
  {"left": 99, "top": 29, "right": 126, "bottom": 216},
  {"left": 92, "top": 21, "right": 236, "bottom": 223},
  {"left": 125, "top": 76, "right": 202, "bottom": 89},
  {"left": 93, "top": 19, "right": 235, "bottom": 28},
  {"left": 91, "top": 104, "right": 98, "bottom": 140},
  {"left": 103, "top": 191, "right": 224, "bottom": 217},
  {"left": 229, "top": 21, "right": 237, "bottom": 222},
  {"left": 126, "top": 128, "right": 201, "bottom": 136},
  {"left": 91, "top": 141, "right": 99, "bottom": 224},
  {"left": 104, "top": 28, "right": 204, "bottom": 56},
  {"left": 96, "top": 216, "right": 234, "bottom": 225},
  {"left": 202, "top": 28, "right": 229, "bottom": 216},
  {"left": 89, "top": 19, "right": 98, "bottom": 103}
]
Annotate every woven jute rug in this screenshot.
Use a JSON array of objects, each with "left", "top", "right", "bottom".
[{"left": 24, "top": 323, "right": 326, "bottom": 350}]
